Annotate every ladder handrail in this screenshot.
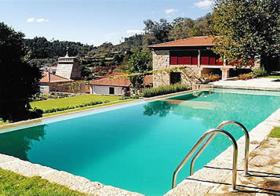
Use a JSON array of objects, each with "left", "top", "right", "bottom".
[
  {"left": 189, "top": 120, "right": 250, "bottom": 176},
  {"left": 172, "top": 128, "right": 238, "bottom": 190}
]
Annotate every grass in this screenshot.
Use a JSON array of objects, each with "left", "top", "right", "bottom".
[
  {"left": 0, "top": 95, "right": 133, "bottom": 126},
  {"left": 42, "top": 99, "right": 133, "bottom": 117},
  {"left": 30, "top": 94, "right": 123, "bottom": 114},
  {"left": 262, "top": 75, "right": 280, "bottom": 79},
  {"left": 269, "top": 127, "right": 280, "bottom": 138},
  {"left": 0, "top": 168, "right": 84, "bottom": 196}
]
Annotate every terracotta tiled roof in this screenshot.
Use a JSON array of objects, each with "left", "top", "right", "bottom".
[
  {"left": 149, "top": 36, "right": 215, "bottom": 48},
  {"left": 90, "top": 74, "right": 153, "bottom": 87},
  {"left": 40, "top": 71, "right": 71, "bottom": 83}
]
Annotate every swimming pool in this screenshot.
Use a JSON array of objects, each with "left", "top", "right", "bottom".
[{"left": 0, "top": 89, "right": 280, "bottom": 195}]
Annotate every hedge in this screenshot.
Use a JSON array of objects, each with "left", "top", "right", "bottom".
[{"left": 142, "top": 84, "right": 190, "bottom": 97}]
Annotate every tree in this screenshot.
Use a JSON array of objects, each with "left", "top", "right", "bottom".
[
  {"left": 212, "top": 0, "right": 280, "bottom": 71},
  {"left": 190, "top": 13, "right": 213, "bottom": 36},
  {"left": 0, "top": 22, "right": 42, "bottom": 121},
  {"left": 128, "top": 49, "right": 152, "bottom": 93},
  {"left": 169, "top": 17, "right": 195, "bottom": 40},
  {"left": 143, "top": 19, "right": 172, "bottom": 45}
]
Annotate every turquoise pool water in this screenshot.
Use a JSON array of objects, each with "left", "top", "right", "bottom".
[{"left": 0, "top": 89, "right": 280, "bottom": 195}]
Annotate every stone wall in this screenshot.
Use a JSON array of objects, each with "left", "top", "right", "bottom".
[
  {"left": 56, "top": 60, "right": 81, "bottom": 80},
  {"left": 152, "top": 50, "right": 170, "bottom": 87},
  {"left": 49, "top": 81, "right": 91, "bottom": 94}
]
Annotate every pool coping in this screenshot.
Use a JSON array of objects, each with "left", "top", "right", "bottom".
[{"left": 164, "top": 108, "right": 280, "bottom": 195}]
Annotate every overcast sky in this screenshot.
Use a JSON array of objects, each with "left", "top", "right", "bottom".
[{"left": 0, "top": 0, "right": 213, "bottom": 46}]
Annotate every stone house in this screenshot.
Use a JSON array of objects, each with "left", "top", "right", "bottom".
[{"left": 149, "top": 36, "right": 254, "bottom": 87}]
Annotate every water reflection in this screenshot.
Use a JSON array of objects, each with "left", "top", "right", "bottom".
[
  {"left": 144, "top": 101, "right": 173, "bottom": 117},
  {"left": 0, "top": 125, "right": 46, "bottom": 160}
]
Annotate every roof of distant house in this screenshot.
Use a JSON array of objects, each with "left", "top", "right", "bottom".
[
  {"left": 149, "top": 36, "right": 215, "bottom": 48},
  {"left": 90, "top": 73, "right": 153, "bottom": 87},
  {"left": 40, "top": 71, "right": 71, "bottom": 83}
]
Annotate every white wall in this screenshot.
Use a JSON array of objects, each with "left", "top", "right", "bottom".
[
  {"left": 91, "top": 85, "right": 126, "bottom": 95},
  {"left": 40, "top": 85, "right": 49, "bottom": 94}
]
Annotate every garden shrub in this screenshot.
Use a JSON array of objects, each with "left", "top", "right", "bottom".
[
  {"left": 252, "top": 67, "right": 267, "bottom": 77},
  {"left": 238, "top": 72, "right": 254, "bottom": 80},
  {"left": 202, "top": 74, "right": 221, "bottom": 82},
  {"left": 143, "top": 84, "right": 190, "bottom": 97}
]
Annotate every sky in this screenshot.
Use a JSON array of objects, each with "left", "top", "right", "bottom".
[{"left": 0, "top": 0, "right": 213, "bottom": 46}]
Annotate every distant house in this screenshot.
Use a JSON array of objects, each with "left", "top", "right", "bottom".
[
  {"left": 89, "top": 73, "right": 153, "bottom": 95},
  {"left": 39, "top": 71, "right": 71, "bottom": 93},
  {"left": 39, "top": 51, "right": 83, "bottom": 94},
  {"left": 149, "top": 36, "right": 256, "bottom": 87}
]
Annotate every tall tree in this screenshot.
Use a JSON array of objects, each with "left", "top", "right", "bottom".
[
  {"left": 212, "top": 0, "right": 280, "bottom": 70},
  {"left": 169, "top": 17, "right": 195, "bottom": 40},
  {"left": 128, "top": 49, "right": 152, "bottom": 93},
  {"left": 143, "top": 19, "right": 172, "bottom": 45},
  {"left": 0, "top": 23, "right": 41, "bottom": 121}
]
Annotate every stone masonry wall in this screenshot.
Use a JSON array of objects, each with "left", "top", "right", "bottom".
[{"left": 152, "top": 50, "right": 170, "bottom": 87}]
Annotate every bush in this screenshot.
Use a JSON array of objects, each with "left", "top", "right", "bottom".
[
  {"left": 252, "top": 67, "right": 267, "bottom": 77},
  {"left": 143, "top": 84, "right": 190, "bottom": 97},
  {"left": 238, "top": 72, "right": 254, "bottom": 80},
  {"left": 202, "top": 74, "right": 221, "bottom": 82}
]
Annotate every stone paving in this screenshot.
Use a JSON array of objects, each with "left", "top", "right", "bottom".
[
  {"left": 165, "top": 109, "right": 280, "bottom": 196},
  {"left": 208, "top": 137, "right": 280, "bottom": 195},
  {"left": 211, "top": 78, "right": 280, "bottom": 91}
]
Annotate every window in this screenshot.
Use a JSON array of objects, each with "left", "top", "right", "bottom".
[
  {"left": 109, "top": 87, "right": 115, "bottom": 95},
  {"left": 170, "top": 72, "right": 181, "bottom": 84}
]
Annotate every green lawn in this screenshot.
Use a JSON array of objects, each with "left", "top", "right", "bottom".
[
  {"left": 0, "top": 168, "right": 84, "bottom": 196},
  {"left": 269, "top": 127, "right": 280, "bottom": 138},
  {"left": 262, "top": 75, "right": 280, "bottom": 79},
  {"left": 31, "top": 94, "right": 124, "bottom": 114}
]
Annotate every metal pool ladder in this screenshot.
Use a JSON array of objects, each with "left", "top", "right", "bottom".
[{"left": 171, "top": 120, "right": 250, "bottom": 190}]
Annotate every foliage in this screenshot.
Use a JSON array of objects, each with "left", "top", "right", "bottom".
[
  {"left": 143, "top": 19, "right": 172, "bottom": 45},
  {"left": 238, "top": 72, "right": 254, "bottom": 80},
  {"left": 0, "top": 22, "right": 42, "bottom": 122},
  {"left": 25, "top": 37, "right": 94, "bottom": 60},
  {"left": 269, "top": 127, "right": 280, "bottom": 138},
  {"left": 128, "top": 49, "right": 152, "bottom": 91},
  {"left": 31, "top": 94, "right": 121, "bottom": 114},
  {"left": 212, "top": 0, "right": 280, "bottom": 71},
  {"left": 0, "top": 168, "right": 84, "bottom": 196},
  {"left": 252, "top": 67, "right": 268, "bottom": 77},
  {"left": 201, "top": 74, "right": 221, "bottom": 82},
  {"left": 142, "top": 84, "right": 190, "bottom": 97},
  {"left": 169, "top": 18, "right": 195, "bottom": 40}
]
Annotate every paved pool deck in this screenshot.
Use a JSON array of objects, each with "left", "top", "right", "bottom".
[
  {"left": 165, "top": 109, "right": 280, "bottom": 196},
  {"left": 211, "top": 78, "right": 280, "bottom": 91}
]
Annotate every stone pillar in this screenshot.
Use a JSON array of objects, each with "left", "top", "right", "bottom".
[
  {"left": 152, "top": 50, "right": 170, "bottom": 87},
  {"left": 221, "top": 67, "right": 230, "bottom": 80}
]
